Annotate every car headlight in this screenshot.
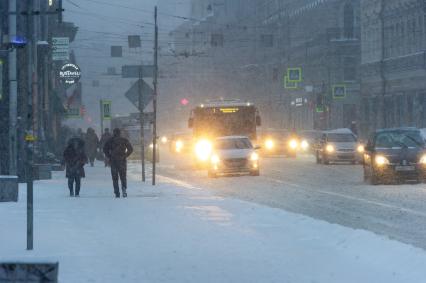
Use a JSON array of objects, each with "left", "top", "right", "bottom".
[
  {"left": 175, "top": 140, "right": 184, "bottom": 152},
  {"left": 301, "top": 140, "right": 309, "bottom": 150},
  {"left": 161, "top": 136, "right": 168, "bottom": 144},
  {"left": 375, "top": 155, "right": 390, "bottom": 166},
  {"left": 326, "top": 144, "right": 334, "bottom": 153},
  {"left": 211, "top": 154, "right": 220, "bottom": 164},
  {"left": 195, "top": 140, "right": 212, "bottom": 161},
  {"left": 250, "top": 152, "right": 259, "bottom": 161},
  {"left": 265, "top": 139, "right": 274, "bottom": 150},
  {"left": 357, "top": 145, "right": 365, "bottom": 153},
  {"left": 289, "top": 139, "right": 298, "bottom": 149},
  {"left": 419, "top": 154, "right": 426, "bottom": 164}
]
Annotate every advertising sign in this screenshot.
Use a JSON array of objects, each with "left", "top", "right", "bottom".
[{"left": 59, "top": 63, "right": 81, "bottom": 85}]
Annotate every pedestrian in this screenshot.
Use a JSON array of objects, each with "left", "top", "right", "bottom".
[
  {"left": 63, "top": 137, "right": 88, "bottom": 197},
  {"left": 85, "top": 127, "right": 99, "bottom": 167},
  {"left": 99, "top": 128, "right": 112, "bottom": 167},
  {"left": 103, "top": 128, "right": 133, "bottom": 198}
]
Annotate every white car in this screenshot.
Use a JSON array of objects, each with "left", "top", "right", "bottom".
[{"left": 208, "top": 136, "right": 260, "bottom": 178}]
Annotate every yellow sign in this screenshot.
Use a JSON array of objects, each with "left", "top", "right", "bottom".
[
  {"left": 25, "top": 134, "right": 36, "bottom": 142},
  {"left": 220, "top": 108, "right": 239, "bottom": 113}
]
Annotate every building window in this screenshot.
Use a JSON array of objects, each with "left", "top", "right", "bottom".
[
  {"left": 211, "top": 33, "right": 224, "bottom": 47},
  {"left": 343, "top": 3, "right": 355, "bottom": 38},
  {"left": 343, "top": 57, "right": 357, "bottom": 81},
  {"left": 260, "top": 34, "right": 274, "bottom": 47}
]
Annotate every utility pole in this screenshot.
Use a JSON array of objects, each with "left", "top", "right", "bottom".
[
  {"left": 152, "top": 6, "right": 158, "bottom": 186},
  {"left": 138, "top": 68, "right": 146, "bottom": 182},
  {"left": 25, "top": 0, "right": 35, "bottom": 251},
  {"left": 8, "top": 0, "right": 17, "bottom": 175}
]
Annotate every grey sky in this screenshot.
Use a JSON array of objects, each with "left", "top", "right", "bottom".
[{"left": 62, "top": 0, "right": 190, "bottom": 130}]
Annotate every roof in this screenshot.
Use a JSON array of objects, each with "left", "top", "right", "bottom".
[
  {"left": 323, "top": 128, "right": 354, "bottom": 134},
  {"left": 196, "top": 99, "right": 253, "bottom": 108},
  {"left": 376, "top": 127, "right": 420, "bottom": 133}
]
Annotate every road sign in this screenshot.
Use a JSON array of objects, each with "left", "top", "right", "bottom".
[
  {"left": 122, "top": 65, "right": 154, "bottom": 78},
  {"left": 332, "top": 85, "right": 346, "bottom": 99},
  {"left": 65, "top": 107, "right": 81, "bottom": 118},
  {"left": 52, "top": 37, "right": 69, "bottom": 61},
  {"left": 284, "top": 75, "right": 298, "bottom": 89},
  {"left": 100, "top": 100, "right": 112, "bottom": 120},
  {"left": 124, "top": 79, "right": 154, "bottom": 111},
  {"left": 287, "top": 67, "right": 302, "bottom": 82}
]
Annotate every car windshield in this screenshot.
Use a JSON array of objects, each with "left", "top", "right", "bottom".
[
  {"left": 215, "top": 138, "right": 253, "bottom": 150},
  {"left": 375, "top": 131, "right": 424, "bottom": 148},
  {"left": 327, "top": 133, "right": 356, "bottom": 142}
]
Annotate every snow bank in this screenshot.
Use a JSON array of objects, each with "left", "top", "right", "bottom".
[{"left": 1, "top": 163, "right": 426, "bottom": 283}]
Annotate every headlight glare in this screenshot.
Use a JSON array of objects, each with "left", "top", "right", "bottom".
[
  {"left": 265, "top": 139, "right": 274, "bottom": 150},
  {"left": 326, "top": 144, "right": 334, "bottom": 153},
  {"left": 289, "top": 139, "right": 298, "bottom": 149},
  {"left": 195, "top": 140, "right": 213, "bottom": 161},
  {"left": 357, "top": 145, "right": 365, "bottom": 153},
  {"left": 251, "top": 152, "right": 259, "bottom": 161},
  {"left": 419, "top": 154, "right": 426, "bottom": 164},
  {"left": 301, "top": 140, "right": 309, "bottom": 150},
  {"left": 175, "top": 140, "right": 184, "bottom": 152},
  {"left": 375, "top": 155, "right": 390, "bottom": 166},
  {"left": 211, "top": 154, "right": 220, "bottom": 164}
]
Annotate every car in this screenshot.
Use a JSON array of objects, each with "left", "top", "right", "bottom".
[
  {"left": 208, "top": 136, "right": 260, "bottom": 178},
  {"left": 299, "top": 130, "right": 322, "bottom": 154},
  {"left": 363, "top": 128, "right": 426, "bottom": 185},
  {"left": 169, "top": 132, "right": 193, "bottom": 154},
  {"left": 259, "top": 129, "right": 300, "bottom": 158},
  {"left": 315, "top": 128, "right": 364, "bottom": 164}
]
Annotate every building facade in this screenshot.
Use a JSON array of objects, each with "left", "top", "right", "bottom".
[
  {"left": 167, "top": 0, "right": 362, "bottom": 132},
  {"left": 360, "top": 0, "right": 426, "bottom": 136}
]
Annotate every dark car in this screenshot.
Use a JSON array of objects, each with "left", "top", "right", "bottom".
[{"left": 363, "top": 128, "right": 426, "bottom": 185}]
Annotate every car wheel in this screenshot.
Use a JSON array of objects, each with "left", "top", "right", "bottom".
[
  {"left": 208, "top": 170, "right": 217, "bottom": 178},
  {"left": 250, "top": 169, "right": 260, "bottom": 176}
]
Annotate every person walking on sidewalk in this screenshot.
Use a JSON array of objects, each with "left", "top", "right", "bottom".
[
  {"left": 63, "top": 137, "right": 88, "bottom": 197},
  {"left": 103, "top": 128, "right": 133, "bottom": 198},
  {"left": 99, "top": 128, "right": 112, "bottom": 167},
  {"left": 85, "top": 127, "right": 99, "bottom": 167}
]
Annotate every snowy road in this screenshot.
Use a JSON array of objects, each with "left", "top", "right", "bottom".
[{"left": 156, "top": 150, "right": 426, "bottom": 250}]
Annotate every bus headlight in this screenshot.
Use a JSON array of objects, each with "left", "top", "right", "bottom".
[
  {"left": 289, "top": 139, "right": 298, "bottom": 150},
  {"left": 175, "top": 140, "right": 184, "bottom": 153},
  {"left": 250, "top": 152, "right": 259, "bottom": 161},
  {"left": 301, "top": 140, "right": 309, "bottom": 151},
  {"left": 195, "top": 140, "right": 212, "bottom": 161},
  {"left": 326, "top": 144, "right": 335, "bottom": 153},
  {"left": 357, "top": 145, "right": 365, "bottom": 153},
  {"left": 375, "top": 155, "right": 389, "bottom": 166},
  {"left": 265, "top": 139, "right": 274, "bottom": 150}
]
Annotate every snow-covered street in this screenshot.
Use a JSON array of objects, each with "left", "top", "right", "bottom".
[{"left": 2, "top": 162, "right": 426, "bottom": 282}]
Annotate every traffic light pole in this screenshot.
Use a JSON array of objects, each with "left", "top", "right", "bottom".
[
  {"left": 152, "top": 6, "right": 158, "bottom": 186},
  {"left": 139, "top": 68, "right": 146, "bottom": 182}
]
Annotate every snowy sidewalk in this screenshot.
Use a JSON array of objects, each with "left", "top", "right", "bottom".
[{"left": 1, "top": 163, "right": 426, "bottom": 283}]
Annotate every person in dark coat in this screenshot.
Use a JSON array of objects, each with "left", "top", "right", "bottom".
[
  {"left": 103, "top": 128, "right": 133, "bottom": 198},
  {"left": 99, "top": 128, "right": 112, "bottom": 167},
  {"left": 63, "top": 137, "right": 88, "bottom": 197},
  {"left": 85, "top": 128, "right": 99, "bottom": 167}
]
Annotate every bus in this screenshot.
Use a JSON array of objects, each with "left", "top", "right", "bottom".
[{"left": 187, "top": 100, "right": 261, "bottom": 164}]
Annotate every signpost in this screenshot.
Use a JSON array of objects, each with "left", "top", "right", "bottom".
[
  {"left": 52, "top": 37, "right": 69, "bottom": 61},
  {"left": 284, "top": 75, "right": 298, "bottom": 89},
  {"left": 100, "top": 100, "right": 112, "bottom": 134},
  {"left": 125, "top": 79, "right": 154, "bottom": 110},
  {"left": 332, "top": 85, "right": 346, "bottom": 99}
]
